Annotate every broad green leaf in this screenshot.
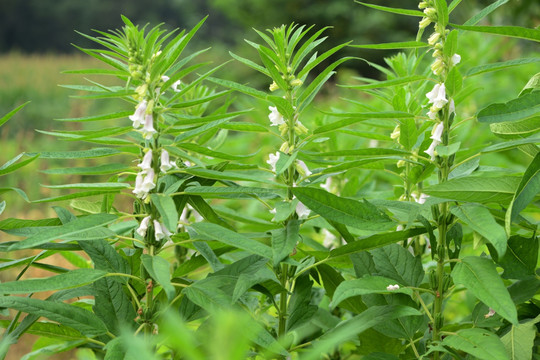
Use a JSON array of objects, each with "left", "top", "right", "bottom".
[
  {"left": 182, "top": 275, "right": 236, "bottom": 311},
  {"left": 477, "top": 92, "right": 540, "bottom": 124},
  {"left": 27, "top": 148, "right": 123, "bottom": 159},
  {"left": 141, "top": 254, "right": 175, "bottom": 301},
  {"left": 8, "top": 213, "right": 117, "bottom": 251},
  {"left": 0, "top": 297, "right": 107, "bottom": 336},
  {"left": 329, "top": 227, "right": 427, "bottom": 258},
  {"left": 0, "top": 153, "right": 39, "bottom": 176},
  {"left": 189, "top": 222, "right": 272, "bottom": 259},
  {"left": 507, "top": 152, "right": 540, "bottom": 229},
  {"left": 287, "top": 275, "right": 318, "bottom": 331},
  {"left": 331, "top": 276, "right": 413, "bottom": 307},
  {"left": 0, "top": 269, "right": 107, "bottom": 294},
  {"left": 423, "top": 176, "right": 519, "bottom": 203},
  {"left": 451, "top": 24, "right": 540, "bottom": 42},
  {"left": 501, "top": 316, "right": 539, "bottom": 360},
  {"left": 302, "top": 305, "right": 422, "bottom": 360},
  {"left": 371, "top": 244, "right": 425, "bottom": 287},
  {"left": 292, "top": 187, "right": 394, "bottom": 231},
  {"left": 345, "top": 75, "right": 426, "bottom": 90},
  {"left": 41, "top": 163, "right": 130, "bottom": 175},
  {"left": 272, "top": 220, "right": 301, "bottom": 267},
  {"left": 490, "top": 116, "right": 540, "bottom": 138},
  {"left": 494, "top": 235, "right": 538, "bottom": 280},
  {"left": 451, "top": 256, "right": 518, "bottom": 324},
  {"left": 349, "top": 41, "right": 427, "bottom": 49},
  {"left": 78, "top": 239, "right": 130, "bottom": 282},
  {"left": 466, "top": 58, "right": 540, "bottom": 77},
  {"left": 356, "top": 2, "right": 424, "bottom": 17},
  {"left": 482, "top": 137, "right": 540, "bottom": 153},
  {"left": 150, "top": 193, "right": 179, "bottom": 233},
  {"left": 463, "top": 0, "right": 508, "bottom": 26},
  {"left": 451, "top": 204, "right": 507, "bottom": 257},
  {"left": 443, "top": 328, "right": 509, "bottom": 360},
  {"left": 93, "top": 277, "right": 137, "bottom": 335},
  {"left": 317, "top": 264, "right": 367, "bottom": 314},
  {"left": 0, "top": 320, "right": 83, "bottom": 340},
  {"left": 193, "top": 241, "right": 225, "bottom": 272},
  {"left": 275, "top": 151, "right": 296, "bottom": 175}
]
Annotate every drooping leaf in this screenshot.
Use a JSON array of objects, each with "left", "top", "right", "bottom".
[
  {"left": 451, "top": 24, "right": 540, "bottom": 42},
  {"left": 150, "top": 193, "right": 179, "bottom": 234},
  {"left": 0, "top": 269, "right": 107, "bottom": 294},
  {"left": 500, "top": 316, "right": 539, "bottom": 360},
  {"left": 442, "top": 328, "right": 510, "bottom": 360},
  {"left": 493, "top": 235, "right": 538, "bottom": 280},
  {"left": 141, "top": 254, "right": 175, "bottom": 301},
  {"left": 93, "top": 277, "right": 137, "bottom": 335},
  {"left": 477, "top": 91, "right": 540, "bottom": 124},
  {"left": 272, "top": 220, "right": 301, "bottom": 267},
  {"left": 451, "top": 256, "right": 518, "bottom": 324},
  {"left": 506, "top": 152, "right": 540, "bottom": 230},
  {"left": 466, "top": 58, "right": 540, "bottom": 77},
  {"left": 0, "top": 153, "right": 39, "bottom": 177}
]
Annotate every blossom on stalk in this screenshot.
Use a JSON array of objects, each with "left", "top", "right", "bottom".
[
  {"left": 426, "top": 83, "right": 448, "bottom": 110},
  {"left": 153, "top": 220, "right": 172, "bottom": 241},
  {"left": 172, "top": 80, "right": 181, "bottom": 92},
  {"left": 142, "top": 114, "right": 157, "bottom": 139},
  {"left": 296, "top": 200, "right": 310, "bottom": 219},
  {"left": 267, "top": 152, "right": 280, "bottom": 172},
  {"left": 136, "top": 216, "right": 151, "bottom": 237},
  {"left": 296, "top": 160, "right": 312, "bottom": 178},
  {"left": 160, "top": 149, "right": 176, "bottom": 173},
  {"left": 269, "top": 106, "right": 285, "bottom": 126},
  {"left": 424, "top": 122, "right": 444, "bottom": 160},
  {"left": 412, "top": 192, "right": 429, "bottom": 205},
  {"left": 133, "top": 168, "right": 156, "bottom": 199},
  {"left": 451, "top": 54, "right": 461, "bottom": 66},
  {"left": 129, "top": 100, "right": 147, "bottom": 128},
  {"left": 137, "top": 150, "right": 153, "bottom": 173}
]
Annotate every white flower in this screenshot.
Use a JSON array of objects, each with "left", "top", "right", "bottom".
[
  {"left": 424, "top": 141, "right": 438, "bottom": 160},
  {"left": 322, "top": 229, "right": 337, "bottom": 249},
  {"left": 449, "top": 99, "right": 455, "bottom": 115},
  {"left": 161, "top": 75, "right": 170, "bottom": 82},
  {"left": 160, "top": 149, "right": 175, "bottom": 173},
  {"left": 153, "top": 220, "right": 167, "bottom": 240},
  {"left": 141, "top": 169, "right": 156, "bottom": 192},
  {"left": 137, "top": 150, "right": 153, "bottom": 173},
  {"left": 386, "top": 284, "right": 400, "bottom": 291},
  {"left": 320, "top": 177, "right": 332, "bottom": 192},
  {"left": 172, "top": 80, "right": 181, "bottom": 92},
  {"left": 267, "top": 152, "right": 280, "bottom": 172},
  {"left": 296, "top": 160, "right": 312, "bottom": 177},
  {"left": 142, "top": 114, "right": 157, "bottom": 140},
  {"left": 426, "top": 83, "right": 448, "bottom": 110},
  {"left": 133, "top": 169, "right": 156, "bottom": 199},
  {"left": 427, "top": 107, "right": 438, "bottom": 120},
  {"left": 451, "top": 53, "right": 461, "bottom": 66},
  {"left": 136, "top": 216, "right": 151, "bottom": 237},
  {"left": 296, "top": 201, "right": 310, "bottom": 219},
  {"left": 412, "top": 193, "right": 429, "bottom": 205},
  {"left": 428, "top": 32, "right": 441, "bottom": 46},
  {"left": 484, "top": 308, "right": 496, "bottom": 319},
  {"left": 129, "top": 100, "right": 147, "bottom": 129},
  {"left": 133, "top": 173, "right": 145, "bottom": 198},
  {"left": 430, "top": 122, "right": 444, "bottom": 143},
  {"left": 268, "top": 106, "right": 285, "bottom": 126}
]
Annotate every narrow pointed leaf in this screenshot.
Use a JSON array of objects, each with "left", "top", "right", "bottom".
[
  {"left": 350, "top": 41, "right": 427, "bottom": 49},
  {"left": 356, "top": 2, "right": 424, "bottom": 17},
  {"left": 0, "top": 153, "right": 39, "bottom": 176},
  {"left": 0, "top": 102, "right": 30, "bottom": 127},
  {"left": 477, "top": 91, "right": 540, "bottom": 124},
  {"left": 451, "top": 24, "right": 540, "bottom": 42},
  {"left": 466, "top": 58, "right": 540, "bottom": 77},
  {"left": 0, "top": 269, "right": 107, "bottom": 294}
]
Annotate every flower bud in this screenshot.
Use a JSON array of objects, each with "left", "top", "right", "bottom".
[
  {"left": 269, "top": 81, "right": 279, "bottom": 92},
  {"left": 419, "top": 17, "right": 432, "bottom": 29}
]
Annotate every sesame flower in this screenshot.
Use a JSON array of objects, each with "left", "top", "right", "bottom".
[
  {"left": 320, "top": 177, "right": 332, "bottom": 192},
  {"left": 451, "top": 53, "right": 461, "bottom": 66},
  {"left": 142, "top": 114, "right": 157, "bottom": 140},
  {"left": 172, "top": 80, "right": 181, "bottom": 92},
  {"left": 136, "top": 216, "right": 151, "bottom": 237},
  {"left": 412, "top": 192, "right": 429, "bottom": 205},
  {"left": 296, "top": 200, "right": 310, "bottom": 219},
  {"left": 268, "top": 106, "right": 285, "bottom": 126},
  {"left": 296, "top": 160, "right": 312, "bottom": 178},
  {"left": 133, "top": 168, "right": 156, "bottom": 199},
  {"left": 129, "top": 100, "right": 147, "bottom": 128},
  {"left": 484, "top": 308, "right": 496, "bottom": 319},
  {"left": 430, "top": 122, "right": 444, "bottom": 143},
  {"left": 160, "top": 149, "right": 176, "bottom": 173},
  {"left": 267, "top": 152, "right": 280, "bottom": 172},
  {"left": 137, "top": 150, "right": 153, "bottom": 173},
  {"left": 426, "top": 83, "right": 448, "bottom": 110},
  {"left": 386, "top": 284, "right": 400, "bottom": 291},
  {"left": 153, "top": 220, "right": 172, "bottom": 241},
  {"left": 424, "top": 140, "right": 438, "bottom": 160}
]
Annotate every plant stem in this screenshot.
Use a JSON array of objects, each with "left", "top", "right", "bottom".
[{"left": 278, "top": 263, "right": 289, "bottom": 337}]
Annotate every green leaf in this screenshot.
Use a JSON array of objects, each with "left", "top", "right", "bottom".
[
  {"left": 176, "top": 142, "right": 256, "bottom": 161},
  {"left": 41, "top": 163, "right": 130, "bottom": 175},
  {"left": 481, "top": 136, "right": 540, "bottom": 153},
  {"left": 507, "top": 152, "right": 540, "bottom": 230},
  {"left": 32, "top": 190, "right": 120, "bottom": 203},
  {"left": 494, "top": 235, "right": 538, "bottom": 280},
  {"left": 55, "top": 111, "right": 132, "bottom": 122},
  {"left": 0, "top": 297, "right": 107, "bottom": 336},
  {"left": 206, "top": 76, "right": 267, "bottom": 99},
  {"left": 150, "top": 194, "right": 179, "bottom": 234},
  {"left": 329, "top": 227, "right": 427, "bottom": 258},
  {"left": 478, "top": 91, "right": 540, "bottom": 124},
  {"left": 182, "top": 276, "right": 236, "bottom": 311},
  {"left": 451, "top": 24, "right": 540, "bottom": 42},
  {"left": 42, "top": 182, "right": 129, "bottom": 190},
  {"left": 0, "top": 187, "right": 30, "bottom": 202},
  {"left": 0, "top": 320, "right": 83, "bottom": 340},
  {"left": 93, "top": 277, "right": 137, "bottom": 335},
  {"left": 314, "top": 112, "right": 413, "bottom": 134},
  {"left": 272, "top": 220, "right": 301, "bottom": 267},
  {"left": 349, "top": 41, "right": 427, "bottom": 49},
  {"left": 501, "top": 316, "right": 539, "bottom": 360},
  {"left": 434, "top": 0, "right": 449, "bottom": 26},
  {"left": 0, "top": 269, "right": 107, "bottom": 294},
  {"left": 464, "top": 0, "right": 508, "bottom": 26},
  {"left": 371, "top": 244, "right": 425, "bottom": 287},
  {"left": 356, "top": 2, "right": 425, "bottom": 17},
  {"left": 345, "top": 75, "right": 426, "bottom": 90},
  {"left": 287, "top": 275, "right": 317, "bottom": 331},
  {"left": 445, "top": 67, "right": 462, "bottom": 97},
  {"left": 0, "top": 153, "right": 39, "bottom": 176},
  {"left": 442, "top": 328, "right": 510, "bottom": 360},
  {"left": 490, "top": 116, "right": 540, "bottom": 138},
  {"left": 183, "top": 186, "right": 281, "bottom": 200},
  {"left": 466, "top": 58, "right": 540, "bottom": 77},
  {"left": 0, "top": 101, "right": 30, "bottom": 127},
  {"left": 189, "top": 222, "right": 272, "bottom": 259},
  {"left": 331, "top": 276, "right": 413, "bottom": 307},
  {"left": 78, "top": 239, "right": 130, "bottom": 283},
  {"left": 141, "top": 254, "right": 175, "bottom": 301},
  {"left": 451, "top": 204, "right": 507, "bottom": 257},
  {"left": 182, "top": 167, "right": 279, "bottom": 186},
  {"left": 451, "top": 256, "right": 518, "bottom": 324},
  {"left": 292, "top": 187, "right": 394, "bottom": 231},
  {"left": 317, "top": 264, "right": 367, "bottom": 314},
  {"left": 0, "top": 201, "right": 4, "bottom": 216},
  {"left": 423, "top": 176, "right": 519, "bottom": 203},
  {"left": 27, "top": 148, "right": 123, "bottom": 159},
  {"left": 8, "top": 213, "right": 117, "bottom": 251}
]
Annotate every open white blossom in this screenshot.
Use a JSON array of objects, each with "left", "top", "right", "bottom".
[
  {"left": 451, "top": 53, "right": 461, "bottom": 66},
  {"left": 426, "top": 83, "right": 448, "bottom": 110},
  {"left": 320, "top": 177, "right": 332, "bottom": 192},
  {"left": 430, "top": 122, "right": 444, "bottom": 143},
  {"left": 268, "top": 106, "right": 285, "bottom": 126},
  {"left": 267, "top": 152, "right": 280, "bottom": 172},
  {"left": 133, "top": 168, "right": 156, "bottom": 199},
  {"left": 296, "top": 200, "right": 310, "bottom": 219},
  {"left": 142, "top": 114, "right": 157, "bottom": 139},
  {"left": 172, "top": 80, "right": 181, "bottom": 92},
  {"left": 136, "top": 216, "right": 151, "bottom": 237},
  {"left": 129, "top": 100, "right": 147, "bottom": 128},
  {"left": 412, "top": 192, "right": 429, "bottom": 205},
  {"left": 386, "top": 284, "right": 400, "bottom": 291},
  {"left": 424, "top": 140, "right": 438, "bottom": 160},
  {"left": 484, "top": 308, "right": 496, "bottom": 318},
  {"left": 153, "top": 220, "right": 171, "bottom": 241},
  {"left": 137, "top": 150, "right": 153, "bottom": 173},
  {"left": 296, "top": 160, "right": 312, "bottom": 178},
  {"left": 160, "top": 149, "right": 175, "bottom": 173}
]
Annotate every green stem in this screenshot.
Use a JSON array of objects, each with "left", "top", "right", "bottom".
[{"left": 278, "top": 263, "right": 289, "bottom": 337}]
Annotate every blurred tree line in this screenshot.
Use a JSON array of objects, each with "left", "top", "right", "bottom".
[{"left": 0, "top": 0, "right": 537, "bottom": 79}]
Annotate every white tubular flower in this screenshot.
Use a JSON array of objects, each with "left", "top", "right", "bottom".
[
  {"left": 386, "top": 284, "right": 400, "bottom": 291},
  {"left": 137, "top": 150, "right": 153, "bottom": 173},
  {"left": 296, "top": 201, "right": 310, "bottom": 219},
  {"left": 426, "top": 83, "right": 448, "bottom": 110},
  {"left": 153, "top": 220, "right": 166, "bottom": 240},
  {"left": 412, "top": 192, "right": 430, "bottom": 205},
  {"left": 160, "top": 149, "right": 175, "bottom": 173},
  {"left": 161, "top": 75, "right": 170, "bottom": 82},
  {"left": 428, "top": 32, "right": 441, "bottom": 46},
  {"left": 133, "top": 172, "right": 145, "bottom": 198},
  {"left": 419, "top": 17, "right": 432, "bottom": 29},
  {"left": 427, "top": 107, "right": 438, "bottom": 120},
  {"left": 390, "top": 124, "right": 400, "bottom": 140},
  {"left": 451, "top": 53, "right": 461, "bottom": 66},
  {"left": 424, "top": 140, "right": 438, "bottom": 160},
  {"left": 268, "top": 106, "right": 285, "bottom": 126},
  {"left": 129, "top": 100, "right": 147, "bottom": 128},
  {"left": 141, "top": 168, "right": 156, "bottom": 192},
  {"left": 172, "top": 80, "right": 181, "bottom": 92},
  {"left": 267, "top": 152, "right": 280, "bottom": 172},
  {"left": 136, "top": 216, "right": 151, "bottom": 237},
  {"left": 296, "top": 160, "right": 312, "bottom": 178},
  {"left": 449, "top": 99, "right": 455, "bottom": 115},
  {"left": 320, "top": 177, "right": 332, "bottom": 192},
  {"left": 142, "top": 114, "right": 157, "bottom": 140},
  {"left": 430, "top": 122, "right": 444, "bottom": 143}
]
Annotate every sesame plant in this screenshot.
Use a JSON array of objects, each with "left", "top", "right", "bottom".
[{"left": 0, "top": 1, "right": 539, "bottom": 359}]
